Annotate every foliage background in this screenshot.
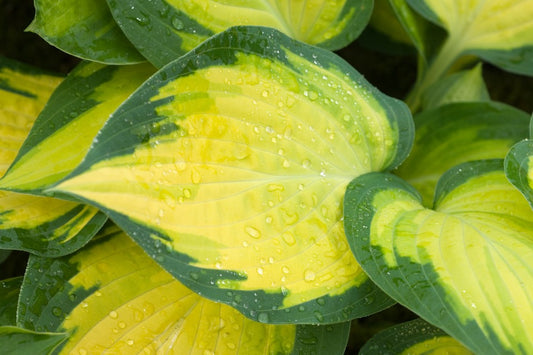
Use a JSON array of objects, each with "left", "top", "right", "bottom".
[{"left": 1, "top": 0, "right": 532, "bottom": 352}]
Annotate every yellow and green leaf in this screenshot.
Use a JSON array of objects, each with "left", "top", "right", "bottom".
[
  {"left": 18, "top": 224, "right": 351, "bottom": 354},
  {"left": 107, "top": 0, "right": 372, "bottom": 67},
  {"left": 396, "top": 102, "right": 529, "bottom": 206},
  {"left": 28, "top": 0, "right": 144, "bottom": 64},
  {"left": 360, "top": 318, "right": 473, "bottom": 354},
  {"left": 0, "top": 58, "right": 107, "bottom": 257},
  {"left": 0, "top": 61, "right": 155, "bottom": 193},
  {"left": 50, "top": 26, "right": 414, "bottom": 322},
  {"left": 0, "top": 326, "right": 67, "bottom": 355},
  {"left": 407, "top": 0, "right": 533, "bottom": 76},
  {"left": 344, "top": 160, "right": 533, "bottom": 354}
]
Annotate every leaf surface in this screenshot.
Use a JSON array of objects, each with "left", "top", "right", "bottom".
[
  {"left": 360, "top": 318, "right": 473, "bottom": 354},
  {"left": 0, "top": 277, "right": 22, "bottom": 326},
  {"left": 396, "top": 102, "right": 529, "bottom": 205},
  {"left": 0, "top": 58, "right": 107, "bottom": 256},
  {"left": 107, "top": 0, "right": 372, "bottom": 67},
  {"left": 407, "top": 0, "right": 533, "bottom": 76},
  {"left": 51, "top": 26, "right": 414, "bottom": 322},
  {"left": 344, "top": 160, "right": 533, "bottom": 354},
  {"left": 0, "top": 326, "right": 67, "bottom": 355},
  {"left": 18, "top": 225, "right": 350, "bottom": 354},
  {"left": 28, "top": 0, "right": 144, "bottom": 64}
]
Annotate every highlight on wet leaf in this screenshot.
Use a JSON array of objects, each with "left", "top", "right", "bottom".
[
  {"left": 28, "top": 0, "right": 144, "bottom": 64},
  {"left": 17, "top": 224, "right": 350, "bottom": 354},
  {"left": 107, "top": 0, "right": 372, "bottom": 67},
  {"left": 50, "top": 26, "right": 414, "bottom": 323},
  {"left": 359, "top": 318, "right": 473, "bottom": 355},
  {"left": 0, "top": 277, "right": 22, "bottom": 326},
  {"left": 344, "top": 160, "right": 533, "bottom": 354},
  {"left": 0, "top": 58, "right": 107, "bottom": 257},
  {"left": 396, "top": 101, "right": 529, "bottom": 205}
]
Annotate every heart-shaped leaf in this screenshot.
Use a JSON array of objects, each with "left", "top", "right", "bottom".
[
  {"left": 344, "top": 160, "right": 533, "bottom": 354},
  {"left": 396, "top": 102, "right": 529, "bottom": 205},
  {"left": 107, "top": 0, "right": 373, "bottom": 67},
  {"left": 51, "top": 26, "right": 414, "bottom": 323},
  {"left": 28, "top": 0, "right": 144, "bottom": 64},
  {"left": 0, "top": 58, "right": 107, "bottom": 257},
  {"left": 360, "top": 318, "right": 473, "bottom": 354},
  {"left": 18, "top": 224, "right": 351, "bottom": 354}
]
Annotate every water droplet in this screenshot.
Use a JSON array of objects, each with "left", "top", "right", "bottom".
[
  {"left": 282, "top": 159, "right": 290, "bottom": 168},
  {"left": 226, "top": 342, "right": 236, "bottom": 350},
  {"left": 267, "top": 184, "right": 284, "bottom": 192},
  {"left": 52, "top": 307, "right": 62, "bottom": 317},
  {"left": 257, "top": 312, "right": 269, "bottom": 323},
  {"left": 281, "top": 265, "right": 290, "bottom": 274},
  {"left": 314, "top": 311, "right": 324, "bottom": 322},
  {"left": 281, "top": 232, "right": 296, "bottom": 246},
  {"left": 304, "top": 269, "right": 316, "bottom": 282},
  {"left": 191, "top": 169, "right": 201, "bottom": 184},
  {"left": 265, "top": 216, "right": 273, "bottom": 224},
  {"left": 109, "top": 311, "right": 118, "bottom": 319},
  {"left": 257, "top": 267, "right": 264, "bottom": 275},
  {"left": 118, "top": 321, "right": 126, "bottom": 329},
  {"left": 316, "top": 298, "right": 326, "bottom": 306},
  {"left": 262, "top": 90, "right": 269, "bottom": 97},
  {"left": 127, "top": 339, "right": 134, "bottom": 346},
  {"left": 171, "top": 16, "right": 184, "bottom": 30},
  {"left": 190, "top": 272, "right": 200, "bottom": 280},
  {"left": 245, "top": 226, "right": 261, "bottom": 239}
]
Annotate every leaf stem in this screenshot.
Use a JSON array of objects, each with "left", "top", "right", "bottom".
[{"left": 406, "top": 34, "right": 466, "bottom": 113}]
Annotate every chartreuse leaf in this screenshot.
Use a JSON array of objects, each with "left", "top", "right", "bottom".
[
  {"left": 407, "top": 0, "right": 533, "bottom": 76},
  {"left": 360, "top": 318, "right": 473, "bottom": 354},
  {"left": 420, "top": 63, "right": 490, "bottom": 110},
  {"left": 0, "top": 58, "right": 106, "bottom": 257},
  {"left": 0, "top": 326, "right": 67, "bottom": 355},
  {"left": 396, "top": 102, "right": 529, "bottom": 205},
  {"left": 344, "top": 160, "right": 533, "bottom": 354},
  {"left": 107, "top": 0, "right": 372, "bottom": 67},
  {"left": 18, "top": 224, "right": 350, "bottom": 354},
  {"left": 0, "top": 61, "right": 155, "bottom": 192},
  {"left": 27, "top": 0, "right": 144, "bottom": 64},
  {"left": 50, "top": 26, "right": 413, "bottom": 323},
  {"left": 0, "top": 277, "right": 22, "bottom": 326}
]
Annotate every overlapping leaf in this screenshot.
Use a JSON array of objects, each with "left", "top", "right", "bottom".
[
  {"left": 18, "top": 224, "right": 350, "bottom": 354},
  {"left": 396, "top": 102, "right": 529, "bottom": 205},
  {"left": 0, "top": 327, "right": 67, "bottom": 355},
  {"left": 28, "top": 0, "right": 144, "bottom": 64},
  {"left": 107, "top": 0, "right": 372, "bottom": 67},
  {"left": 505, "top": 138, "right": 533, "bottom": 208},
  {"left": 420, "top": 63, "right": 490, "bottom": 110},
  {"left": 407, "top": 0, "right": 533, "bottom": 76},
  {"left": 344, "top": 160, "right": 533, "bottom": 354},
  {"left": 51, "top": 26, "right": 413, "bottom": 323},
  {"left": 0, "top": 58, "right": 106, "bottom": 256},
  {"left": 0, "top": 277, "right": 22, "bottom": 326},
  {"left": 360, "top": 318, "right": 472, "bottom": 354}
]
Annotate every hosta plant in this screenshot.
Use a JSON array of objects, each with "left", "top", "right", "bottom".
[{"left": 1, "top": 0, "right": 532, "bottom": 353}]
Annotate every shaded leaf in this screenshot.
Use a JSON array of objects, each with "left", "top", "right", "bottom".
[
  {"left": 396, "top": 101, "right": 529, "bottom": 205},
  {"left": 420, "top": 63, "right": 490, "bottom": 110},
  {"left": 360, "top": 318, "right": 473, "bottom": 355},
  {"left": 0, "top": 326, "right": 67, "bottom": 355},
  {"left": 18, "top": 224, "right": 350, "bottom": 354},
  {"left": 51, "top": 26, "right": 413, "bottom": 323},
  {"left": 0, "top": 277, "right": 22, "bottom": 326},
  {"left": 107, "top": 0, "right": 373, "bottom": 67},
  {"left": 344, "top": 160, "right": 533, "bottom": 354},
  {"left": 28, "top": 0, "right": 144, "bottom": 64}
]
